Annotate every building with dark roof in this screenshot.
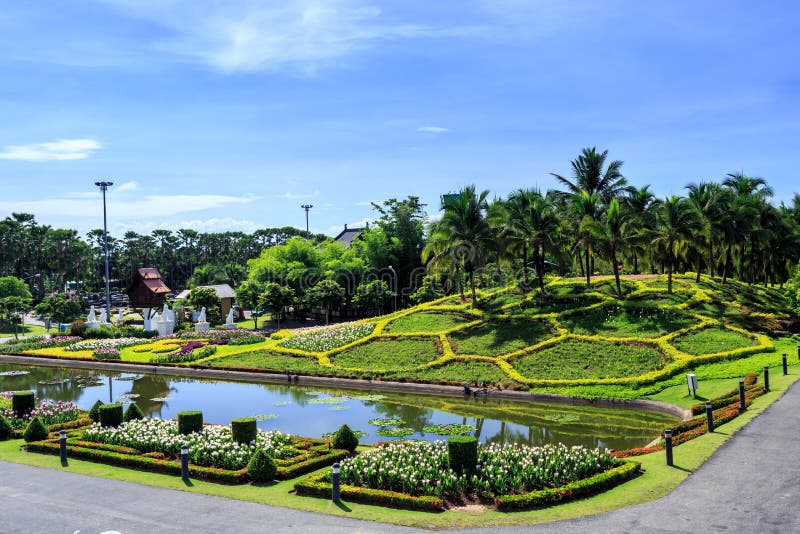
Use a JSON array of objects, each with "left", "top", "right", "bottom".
[
  {"left": 124, "top": 268, "right": 171, "bottom": 308},
  {"left": 333, "top": 223, "right": 368, "bottom": 248}
]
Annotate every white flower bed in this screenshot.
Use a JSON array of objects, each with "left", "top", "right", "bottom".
[
  {"left": 279, "top": 323, "right": 375, "bottom": 352},
  {"left": 64, "top": 338, "right": 147, "bottom": 352},
  {"left": 339, "top": 440, "right": 616, "bottom": 497},
  {"left": 83, "top": 418, "right": 294, "bottom": 470}
]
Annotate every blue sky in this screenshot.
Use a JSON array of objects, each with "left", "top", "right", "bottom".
[{"left": 1, "top": 0, "right": 798, "bottom": 238}]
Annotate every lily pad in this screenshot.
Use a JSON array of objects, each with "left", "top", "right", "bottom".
[
  {"left": 253, "top": 413, "right": 279, "bottom": 421},
  {"left": 149, "top": 396, "right": 172, "bottom": 402},
  {"left": 116, "top": 375, "right": 144, "bottom": 381},
  {"left": 328, "top": 405, "right": 350, "bottom": 411},
  {"left": 349, "top": 394, "right": 386, "bottom": 402},
  {"left": 368, "top": 418, "right": 405, "bottom": 427},
  {"left": 38, "top": 378, "right": 69, "bottom": 385},
  {"left": 118, "top": 393, "right": 140, "bottom": 400},
  {"left": 0, "top": 370, "right": 30, "bottom": 377},
  {"left": 376, "top": 427, "right": 414, "bottom": 437},
  {"left": 422, "top": 423, "right": 476, "bottom": 435},
  {"left": 273, "top": 401, "right": 292, "bottom": 407},
  {"left": 543, "top": 414, "right": 580, "bottom": 423},
  {"left": 308, "top": 396, "right": 347, "bottom": 405}
]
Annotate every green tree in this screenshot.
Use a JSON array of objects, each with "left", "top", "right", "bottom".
[
  {"left": 235, "top": 280, "right": 262, "bottom": 328},
  {"left": 0, "top": 277, "right": 31, "bottom": 339},
  {"left": 650, "top": 196, "right": 702, "bottom": 294},
  {"left": 258, "top": 282, "right": 295, "bottom": 328},
  {"left": 188, "top": 287, "right": 221, "bottom": 324},
  {"left": 552, "top": 147, "right": 630, "bottom": 203},
  {"left": 585, "top": 198, "right": 634, "bottom": 297},
  {"left": 306, "top": 280, "right": 344, "bottom": 325},
  {"left": 354, "top": 280, "right": 394, "bottom": 316},
  {"left": 33, "top": 293, "right": 82, "bottom": 323}
]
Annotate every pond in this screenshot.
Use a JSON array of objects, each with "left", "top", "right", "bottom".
[{"left": 0, "top": 362, "right": 677, "bottom": 450}]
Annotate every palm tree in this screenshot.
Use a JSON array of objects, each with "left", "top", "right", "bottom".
[
  {"left": 552, "top": 147, "right": 631, "bottom": 203},
  {"left": 650, "top": 196, "right": 702, "bottom": 294},
  {"left": 422, "top": 220, "right": 465, "bottom": 300},
  {"left": 686, "top": 182, "right": 725, "bottom": 280},
  {"left": 572, "top": 190, "right": 604, "bottom": 288},
  {"left": 438, "top": 186, "right": 494, "bottom": 304},
  {"left": 585, "top": 198, "right": 633, "bottom": 297},
  {"left": 623, "top": 186, "right": 659, "bottom": 274}
]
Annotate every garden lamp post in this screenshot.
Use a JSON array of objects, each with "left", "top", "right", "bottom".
[
  {"left": 301, "top": 204, "right": 313, "bottom": 239},
  {"left": 95, "top": 181, "right": 113, "bottom": 319},
  {"left": 388, "top": 265, "right": 398, "bottom": 312}
]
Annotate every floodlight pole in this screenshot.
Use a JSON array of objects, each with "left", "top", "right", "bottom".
[
  {"left": 95, "top": 181, "right": 114, "bottom": 318},
  {"left": 301, "top": 204, "right": 313, "bottom": 239},
  {"left": 388, "top": 265, "right": 398, "bottom": 312}
]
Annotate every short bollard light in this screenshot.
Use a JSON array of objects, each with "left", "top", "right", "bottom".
[
  {"left": 59, "top": 430, "right": 67, "bottom": 463},
  {"left": 763, "top": 366, "right": 770, "bottom": 393},
  {"left": 664, "top": 429, "right": 673, "bottom": 467},
  {"left": 705, "top": 401, "right": 714, "bottom": 433},
  {"left": 738, "top": 380, "right": 746, "bottom": 414},
  {"left": 331, "top": 462, "right": 341, "bottom": 503},
  {"left": 783, "top": 354, "right": 788, "bottom": 376},
  {"left": 181, "top": 444, "right": 189, "bottom": 479}
]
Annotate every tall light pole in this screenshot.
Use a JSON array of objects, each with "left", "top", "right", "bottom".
[
  {"left": 301, "top": 204, "right": 313, "bottom": 239},
  {"left": 387, "top": 265, "right": 398, "bottom": 313},
  {"left": 95, "top": 181, "right": 113, "bottom": 318}
]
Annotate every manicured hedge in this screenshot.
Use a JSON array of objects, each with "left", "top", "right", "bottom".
[
  {"left": 494, "top": 460, "right": 641, "bottom": 511},
  {"left": 231, "top": 417, "right": 257, "bottom": 444},
  {"left": 275, "top": 449, "right": 349, "bottom": 480},
  {"left": 690, "top": 386, "right": 765, "bottom": 415},
  {"left": 447, "top": 435, "right": 477, "bottom": 474},
  {"left": 12, "top": 417, "right": 93, "bottom": 439},
  {"left": 294, "top": 473, "right": 445, "bottom": 512},
  {"left": 178, "top": 411, "right": 203, "bottom": 435},
  {"left": 12, "top": 391, "right": 35, "bottom": 416},
  {"left": 99, "top": 403, "right": 123, "bottom": 428},
  {"left": 25, "top": 440, "right": 248, "bottom": 483}
]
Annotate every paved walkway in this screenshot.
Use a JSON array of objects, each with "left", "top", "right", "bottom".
[{"left": 1, "top": 382, "right": 799, "bottom": 533}]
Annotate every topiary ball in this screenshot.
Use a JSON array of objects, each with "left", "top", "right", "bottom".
[
  {"left": 247, "top": 449, "right": 277, "bottom": 483},
  {"left": 23, "top": 416, "right": 49, "bottom": 442},
  {"left": 332, "top": 424, "right": 359, "bottom": 453},
  {"left": 0, "top": 414, "right": 12, "bottom": 441},
  {"left": 123, "top": 402, "right": 145, "bottom": 422},
  {"left": 88, "top": 400, "right": 104, "bottom": 423}
]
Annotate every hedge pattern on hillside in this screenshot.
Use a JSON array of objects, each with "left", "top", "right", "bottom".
[{"left": 14, "top": 274, "right": 777, "bottom": 389}]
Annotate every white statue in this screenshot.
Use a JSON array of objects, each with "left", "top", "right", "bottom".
[
  {"left": 87, "top": 306, "right": 97, "bottom": 323},
  {"left": 99, "top": 309, "right": 108, "bottom": 324},
  {"left": 195, "top": 306, "right": 209, "bottom": 333},
  {"left": 198, "top": 307, "right": 207, "bottom": 323},
  {"left": 223, "top": 307, "right": 237, "bottom": 329},
  {"left": 117, "top": 309, "right": 124, "bottom": 324}
]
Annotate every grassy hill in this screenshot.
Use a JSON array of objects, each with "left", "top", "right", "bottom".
[{"left": 14, "top": 273, "right": 798, "bottom": 403}]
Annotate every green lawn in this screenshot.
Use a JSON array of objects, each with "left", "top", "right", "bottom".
[
  {"left": 384, "top": 312, "right": 472, "bottom": 333},
  {"left": 0, "top": 324, "right": 49, "bottom": 338},
  {"left": 511, "top": 339, "right": 667, "bottom": 380},
  {"left": 331, "top": 338, "right": 439, "bottom": 371},
  {"left": 386, "top": 360, "right": 511, "bottom": 385},
  {"left": 670, "top": 327, "right": 757, "bottom": 356},
  {"left": 449, "top": 319, "right": 554, "bottom": 356},
  {"left": 208, "top": 351, "right": 326, "bottom": 373},
  {"left": 559, "top": 305, "right": 697, "bottom": 338}
]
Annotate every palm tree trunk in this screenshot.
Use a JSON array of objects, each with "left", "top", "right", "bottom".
[
  {"left": 585, "top": 247, "right": 591, "bottom": 288},
  {"left": 633, "top": 252, "right": 639, "bottom": 275},
  {"left": 708, "top": 240, "right": 714, "bottom": 277},
  {"left": 534, "top": 248, "right": 545, "bottom": 299},
  {"left": 611, "top": 247, "right": 622, "bottom": 297},
  {"left": 722, "top": 248, "right": 731, "bottom": 284},
  {"left": 469, "top": 270, "right": 477, "bottom": 304},
  {"left": 522, "top": 245, "right": 529, "bottom": 286},
  {"left": 667, "top": 240, "right": 674, "bottom": 294}
]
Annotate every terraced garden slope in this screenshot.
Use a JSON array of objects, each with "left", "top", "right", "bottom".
[{"left": 5, "top": 274, "right": 794, "bottom": 400}]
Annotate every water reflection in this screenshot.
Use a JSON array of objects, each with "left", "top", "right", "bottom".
[{"left": 0, "top": 362, "right": 676, "bottom": 450}]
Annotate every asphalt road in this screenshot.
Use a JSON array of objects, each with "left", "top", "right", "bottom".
[{"left": 1, "top": 381, "right": 799, "bottom": 534}]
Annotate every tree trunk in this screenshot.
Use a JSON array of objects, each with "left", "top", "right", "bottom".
[
  {"left": 585, "top": 247, "right": 591, "bottom": 288},
  {"left": 611, "top": 247, "right": 622, "bottom": 297},
  {"left": 667, "top": 240, "right": 674, "bottom": 294},
  {"left": 722, "top": 248, "right": 731, "bottom": 284},
  {"left": 533, "top": 248, "right": 545, "bottom": 299},
  {"left": 522, "top": 245, "right": 529, "bottom": 286},
  {"left": 469, "top": 270, "right": 477, "bottom": 305},
  {"left": 633, "top": 252, "right": 639, "bottom": 275},
  {"left": 708, "top": 240, "right": 714, "bottom": 277}
]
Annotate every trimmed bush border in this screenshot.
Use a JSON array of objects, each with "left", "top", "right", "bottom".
[
  {"left": 494, "top": 460, "right": 642, "bottom": 511},
  {"left": 24, "top": 434, "right": 349, "bottom": 483},
  {"left": 294, "top": 473, "right": 445, "bottom": 512},
  {"left": 11, "top": 416, "right": 93, "bottom": 440}
]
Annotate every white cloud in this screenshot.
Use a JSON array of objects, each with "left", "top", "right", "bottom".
[
  {"left": 104, "top": 0, "right": 483, "bottom": 74},
  {"left": 417, "top": 126, "right": 449, "bottom": 134},
  {"left": 282, "top": 189, "right": 320, "bottom": 199},
  {"left": 0, "top": 138, "right": 102, "bottom": 161},
  {"left": 111, "top": 217, "right": 263, "bottom": 235},
  {"left": 0, "top": 193, "right": 258, "bottom": 219},
  {"left": 116, "top": 180, "right": 139, "bottom": 193}
]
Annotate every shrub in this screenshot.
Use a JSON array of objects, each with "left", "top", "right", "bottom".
[
  {"left": 247, "top": 449, "right": 277, "bottom": 483},
  {"left": 744, "top": 372, "right": 758, "bottom": 386},
  {"left": 231, "top": 417, "right": 257, "bottom": 444},
  {"left": 447, "top": 435, "right": 478, "bottom": 474},
  {"left": 83, "top": 326, "right": 119, "bottom": 339},
  {"left": 12, "top": 391, "right": 35, "bottom": 416},
  {"left": 99, "top": 403, "right": 124, "bottom": 428},
  {"left": 178, "top": 411, "right": 203, "bottom": 435},
  {"left": 0, "top": 414, "right": 12, "bottom": 440},
  {"left": 332, "top": 424, "right": 359, "bottom": 452},
  {"left": 88, "top": 400, "right": 103, "bottom": 423},
  {"left": 70, "top": 319, "right": 87, "bottom": 337},
  {"left": 123, "top": 403, "right": 145, "bottom": 422},
  {"left": 23, "top": 416, "right": 49, "bottom": 442}
]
